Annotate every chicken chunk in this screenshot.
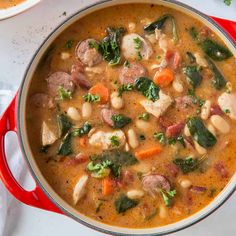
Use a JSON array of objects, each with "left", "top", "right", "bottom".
[
  {"left": 121, "top": 33, "right": 153, "bottom": 60},
  {"left": 89, "top": 130, "right": 126, "bottom": 150},
  {"left": 41, "top": 122, "right": 58, "bottom": 146},
  {"left": 139, "top": 91, "right": 173, "bottom": 118},
  {"left": 218, "top": 92, "right": 236, "bottom": 120},
  {"left": 73, "top": 175, "right": 88, "bottom": 205}
]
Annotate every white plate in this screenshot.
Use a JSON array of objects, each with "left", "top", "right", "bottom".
[{"left": 0, "top": 0, "right": 41, "bottom": 20}]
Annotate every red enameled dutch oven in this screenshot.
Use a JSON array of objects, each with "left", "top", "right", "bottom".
[{"left": 0, "top": 0, "right": 236, "bottom": 235}]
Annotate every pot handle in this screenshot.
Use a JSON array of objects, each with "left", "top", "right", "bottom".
[
  {"left": 209, "top": 16, "right": 236, "bottom": 43},
  {"left": 0, "top": 95, "right": 62, "bottom": 214}
]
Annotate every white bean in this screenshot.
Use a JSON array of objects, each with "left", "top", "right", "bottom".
[
  {"left": 127, "top": 129, "right": 139, "bottom": 149},
  {"left": 128, "top": 22, "right": 136, "bottom": 32},
  {"left": 111, "top": 91, "right": 124, "bottom": 110},
  {"left": 127, "top": 190, "right": 144, "bottom": 199},
  {"left": 135, "top": 119, "right": 151, "bottom": 132},
  {"left": 172, "top": 78, "right": 183, "bottom": 93},
  {"left": 159, "top": 205, "right": 167, "bottom": 219},
  {"left": 125, "top": 142, "right": 130, "bottom": 152},
  {"left": 184, "top": 125, "right": 191, "bottom": 137},
  {"left": 207, "top": 123, "right": 216, "bottom": 136},
  {"left": 201, "top": 100, "right": 211, "bottom": 120},
  {"left": 210, "top": 115, "right": 230, "bottom": 134},
  {"left": 179, "top": 179, "right": 192, "bottom": 189},
  {"left": 60, "top": 52, "right": 70, "bottom": 60},
  {"left": 82, "top": 102, "right": 92, "bottom": 118},
  {"left": 194, "top": 52, "right": 208, "bottom": 67},
  {"left": 194, "top": 140, "right": 207, "bottom": 155},
  {"left": 67, "top": 107, "right": 81, "bottom": 121}
]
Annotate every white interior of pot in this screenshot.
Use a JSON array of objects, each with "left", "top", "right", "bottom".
[{"left": 18, "top": 0, "right": 236, "bottom": 235}]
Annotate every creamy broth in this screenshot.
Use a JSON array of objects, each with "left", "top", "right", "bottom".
[
  {"left": 26, "top": 4, "right": 236, "bottom": 228},
  {"left": 0, "top": 0, "right": 25, "bottom": 9}
]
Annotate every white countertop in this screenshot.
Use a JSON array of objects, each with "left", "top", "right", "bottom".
[{"left": 0, "top": 0, "right": 235, "bottom": 235}]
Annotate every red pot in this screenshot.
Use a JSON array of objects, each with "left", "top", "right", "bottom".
[{"left": 0, "top": 1, "right": 236, "bottom": 235}]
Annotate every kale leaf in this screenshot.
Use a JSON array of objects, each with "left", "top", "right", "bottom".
[
  {"left": 205, "top": 57, "right": 227, "bottom": 90},
  {"left": 187, "top": 117, "right": 217, "bottom": 148},
  {"left": 111, "top": 114, "right": 132, "bottom": 128},
  {"left": 134, "top": 77, "right": 160, "bottom": 101},
  {"left": 115, "top": 194, "right": 139, "bottom": 213},
  {"left": 183, "top": 66, "right": 203, "bottom": 88},
  {"left": 201, "top": 39, "right": 232, "bottom": 61},
  {"left": 71, "top": 122, "right": 92, "bottom": 137},
  {"left": 173, "top": 157, "right": 202, "bottom": 174},
  {"left": 57, "top": 114, "right": 72, "bottom": 137},
  {"left": 57, "top": 132, "right": 72, "bottom": 156}
]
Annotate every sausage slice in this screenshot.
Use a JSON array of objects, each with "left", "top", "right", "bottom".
[
  {"left": 101, "top": 108, "right": 117, "bottom": 127},
  {"left": 46, "top": 72, "right": 74, "bottom": 97},
  {"left": 142, "top": 174, "right": 171, "bottom": 197},
  {"left": 119, "top": 62, "right": 147, "bottom": 85},
  {"left": 75, "top": 38, "right": 102, "bottom": 67}
]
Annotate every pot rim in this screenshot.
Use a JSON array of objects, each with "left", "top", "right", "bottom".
[{"left": 17, "top": 0, "right": 236, "bottom": 235}]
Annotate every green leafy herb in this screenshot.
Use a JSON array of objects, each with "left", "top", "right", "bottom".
[
  {"left": 187, "top": 89, "right": 205, "bottom": 107},
  {"left": 64, "top": 39, "right": 74, "bottom": 49},
  {"left": 173, "top": 157, "right": 201, "bottom": 174},
  {"left": 110, "top": 136, "right": 120, "bottom": 147},
  {"left": 58, "top": 86, "right": 72, "bottom": 100},
  {"left": 71, "top": 122, "right": 92, "bottom": 137},
  {"left": 189, "top": 27, "right": 199, "bottom": 41},
  {"left": 115, "top": 194, "right": 139, "bottom": 213},
  {"left": 94, "top": 27, "right": 125, "bottom": 66},
  {"left": 201, "top": 39, "right": 232, "bottom": 61},
  {"left": 118, "top": 84, "right": 134, "bottom": 97},
  {"left": 83, "top": 93, "right": 100, "bottom": 103},
  {"left": 183, "top": 66, "right": 203, "bottom": 88},
  {"left": 57, "top": 132, "right": 73, "bottom": 156},
  {"left": 186, "top": 51, "right": 196, "bottom": 63},
  {"left": 224, "top": 109, "right": 230, "bottom": 114},
  {"left": 154, "top": 132, "right": 165, "bottom": 145},
  {"left": 138, "top": 112, "right": 150, "bottom": 121},
  {"left": 224, "top": 0, "right": 232, "bottom": 6},
  {"left": 137, "top": 51, "right": 143, "bottom": 61},
  {"left": 87, "top": 160, "right": 112, "bottom": 178},
  {"left": 134, "top": 77, "right": 160, "bottom": 101},
  {"left": 205, "top": 57, "right": 227, "bottom": 90},
  {"left": 89, "top": 150, "right": 138, "bottom": 178},
  {"left": 168, "top": 137, "right": 177, "bottom": 145},
  {"left": 111, "top": 114, "right": 132, "bottom": 128},
  {"left": 88, "top": 40, "right": 100, "bottom": 50},
  {"left": 57, "top": 114, "right": 72, "bottom": 137},
  {"left": 161, "top": 189, "right": 177, "bottom": 207},
  {"left": 144, "top": 14, "right": 178, "bottom": 43},
  {"left": 133, "top": 37, "right": 142, "bottom": 49},
  {"left": 187, "top": 117, "right": 217, "bottom": 148}
]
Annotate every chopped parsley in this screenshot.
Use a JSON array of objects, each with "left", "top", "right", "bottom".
[
  {"left": 83, "top": 93, "right": 100, "bottom": 103},
  {"left": 118, "top": 84, "right": 134, "bottom": 96},
  {"left": 138, "top": 112, "right": 150, "bottom": 121},
  {"left": 154, "top": 132, "right": 185, "bottom": 147},
  {"left": 112, "top": 114, "right": 132, "bottom": 128},
  {"left": 71, "top": 122, "right": 92, "bottom": 137},
  {"left": 58, "top": 86, "right": 72, "bottom": 100},
  {"left": 173, "top": 157, "right": 202, "bottom": 174},
  {"left": 133, "top": 37, "right": 142, "bottom": 49},
  {"left": 153, "top": 132, "right": 166, "bottom": 145},
  {"left": 124, "top": 60, "right": 130, "bottom": 68},
  {"left": 161, "top": 189, "right": 177, "bottom": 207},
  {"left": 137, "top": 51, "right": 143, "bottom": 61},
  {"left": 224, "top": 0, "right": 232, "bottom": 5},
  {"left": 64, "top": 39, "right": 74, "bottom": 49},
  {"left": 224, "top": 109, "right": 230, "bottom": 114},
  {"left": 87, "top": 160, "right": 112, "bottom": 178},
  {"left": 110, "top": 136, "right": 120, "bottom": 147}
]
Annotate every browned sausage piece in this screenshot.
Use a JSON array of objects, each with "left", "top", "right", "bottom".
[
  {"left": 166, "top": 122, "right": 185, "bottom": 137},
  {"left": 190, "top": 186, "right": 207, "bottom": 194},
  {"left": 30, "top": 93, "right": 54, "bottom": 109},
  {"left": 75, "top": 39, "right": 102, "bottom": 67},
  {"left": 71, "top": 62, "right": 92, "bottom": 89},
  {"left": 119, "top": 62, "right": 147, "bottom": 85},
  {"left": 46, "top": 72, "right": 75, "bottom": 97},
  {"left": 142, "top": 174, "right": 171, "bottom": 197},
  {"left": 101, "top": 108, "right": 117, "bottom": 127}
]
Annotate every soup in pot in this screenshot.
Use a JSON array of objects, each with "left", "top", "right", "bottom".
[
  {"left": 0, "top": 0, "right": 25, "bottom": 9},
  {"left": 26, "top": 3, "right": 236, "bottom": 228}
]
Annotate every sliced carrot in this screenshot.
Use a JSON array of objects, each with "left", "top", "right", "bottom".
[
  {"left": 153, "top": 68, "right": 174, "bottom": 88},
  {"left": 135, "top": 146, "right": 162, "bottom": 160},
  {"left": 89, "top": 83, "right": 109, "bottom": 104},
  {"left": 79, "top": 137, "right": 87, "bottom": 147},
  {"left": 102, "top": 177, "right": 113, "bottom": 196}
]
